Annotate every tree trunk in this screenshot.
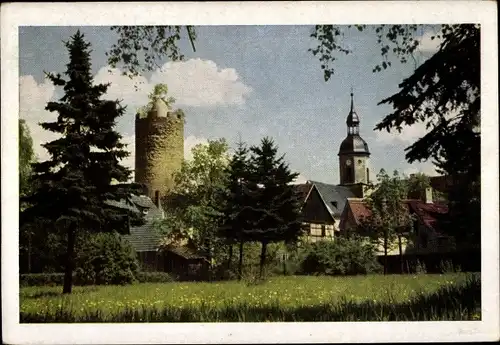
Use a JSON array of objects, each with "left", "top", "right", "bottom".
[
  {"left": 259, "top": 241, "right": 267, "bottom": 279},
  {"left": 383, "top": 233, "right": 388, "bottom": 275},
  {"left": 283, "top": 252, "right": 287, "bottom": 276},
  {"left": 27, "top": 231, "right": 32, "bottom": 273},
  {"left": 227, "top": 244, "right": 233, "bottom": 272},
  {"left": 63, "top": 224, "right": 76, "bottom": 294},
  {"left": 238, "top": 240, "right": 244, "bottom": 281},
  {"left": 398, "top": 234, "right": 404, "bottom": 274}
]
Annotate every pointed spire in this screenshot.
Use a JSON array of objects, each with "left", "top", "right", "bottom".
[
  {"left": 346, "top": 89, "right": 360, "bottom": 126},
  {"left": 350, "top": 87, "right": 354, "bottom": 115}
]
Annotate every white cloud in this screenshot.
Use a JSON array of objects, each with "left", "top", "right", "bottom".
[
  {"left": 93, "top": 59, "right": 253, "bottom": 112},
  {"left": 94, "top": 68, "right": 150, "bottom": 109},
  {"left": 151, "top": 59, "right": 253, "bottom": 107},
  {"left": 19, "top": 75, "right": 59, "bottom": 162}
]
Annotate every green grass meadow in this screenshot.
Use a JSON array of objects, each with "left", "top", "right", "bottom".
[{"left": 20, "top": 273, "right": 480, "bottom": 322}]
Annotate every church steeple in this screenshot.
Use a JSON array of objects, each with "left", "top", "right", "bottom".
[
  {"left": 346, "top": 91, "right": 360, "bottom": 135},
  {"left": 338, "top": 90, "right": 371, "bottom": 185}
]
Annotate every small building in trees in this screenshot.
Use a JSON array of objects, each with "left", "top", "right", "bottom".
[
  {"left": 109, "top": 191, "right": 208, "bottom": 277},
  {"left": 295, "top": 181, "right": 358, "bottom": 242},
  {"left": 338, "top": 188, "right": 453, "bottom": 255}
]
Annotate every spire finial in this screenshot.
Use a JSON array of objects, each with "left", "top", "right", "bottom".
[{"left": 350, "top": 88, "right": 354, "bottom": 112}]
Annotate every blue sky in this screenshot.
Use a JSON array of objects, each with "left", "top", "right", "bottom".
[{"left": 19, "top": 25, "right": 441, "bottom": 184}]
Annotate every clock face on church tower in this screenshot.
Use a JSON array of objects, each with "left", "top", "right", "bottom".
[{"left": 346, "top": 159, "right": 352, "bottom": 166}]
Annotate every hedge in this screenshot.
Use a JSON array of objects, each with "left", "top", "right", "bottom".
[{"left": 20, "top": 271, "right": 176, "bottom": 287}]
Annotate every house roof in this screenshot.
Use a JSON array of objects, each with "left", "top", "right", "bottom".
[
  {"left": 124, "top": 222, "right": 163, "bottom": 252},
  {"left": 294, "top": 183, "right": 313, "bottom": 203},
  {"left": 345, "top": 198, "right": 449, "bottom": 234},
  {"left": 108, "top": 194, "right": 165, "bottom": 252},
  {"left": 167, "top": 245, "right": 208, "bottom": 261},
  {"left": 346, "top": 198, "right": 372, "bottom": 225},
  {"left": 406, "top": 199, "right": 448, "bottom": 233},
  {"left": 309, "top": 180, "right": 356, "bottom": 217}
]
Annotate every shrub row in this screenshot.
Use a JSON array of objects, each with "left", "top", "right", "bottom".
[
  {"left": 135, "top": 271, "right": 175, "bottom": 283},
  {"left": 20, "top": 273, "right": 67, "bottom": 287},
  {"left": 288, "top": 236, "right": 383, "bottom": 276},
  {"left": 20, "top": 271, "right": 175, "bottom": 287}
]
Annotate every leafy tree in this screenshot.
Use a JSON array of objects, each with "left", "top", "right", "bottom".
[
  {"left": 360, "top": 169, "right": 414, "bottom": 274},
  {"left": 137, "top": 83, "right": 176, "bottom": 117},
  {"left": 406, "top": 172, "right": 446, "bottom": 202},
  {"left": 156, "top": 138, "right": 230, "bottom": 274},
  {"left": 19, "top": 118, "right": 38, "bottom": 273},
  {"left": 75, "top": 231, "right": 139, "bottom": 285},
  {"left": 219, "top": 140, "right": 252, "bottom": 280},
  {"left": 107, "top": 26, "right": 196, "bottom": 77},
  {"left": 19, "top": 119, "right": 36, "bottom": 200},
  {"left": 20, "top": 31, "right": 140, "bottom": 293},
  {"left": 245, "top": 137, "right": 303, "bottom": 278},
  {"left": 406, "top": 172, "right": 432, "bottom": 200}
]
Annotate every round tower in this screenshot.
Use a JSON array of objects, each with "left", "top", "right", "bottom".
[
  {"left": 338, "top": 92, "right": 371, "bottom": 185},
  {"left": 135, "top": 98, "right": 184, "bottom": 198}
]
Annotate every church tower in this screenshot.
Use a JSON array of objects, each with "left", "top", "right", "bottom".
[{"left": 338, "top": 92, "right": 371, "bottom": 185}]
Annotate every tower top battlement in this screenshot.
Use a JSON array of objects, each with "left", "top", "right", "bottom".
[{"left": 136, "top": 99, "right": 185, "bottom": 121}]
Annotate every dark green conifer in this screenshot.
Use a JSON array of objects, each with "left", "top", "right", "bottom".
[{"left": 21, "top": 31, "right": 140, "bottom": 293}]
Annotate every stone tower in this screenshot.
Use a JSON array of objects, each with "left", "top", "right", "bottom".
[
  {"left": 338, "top": 92, "right": 371, "bottom": 186},
  {"left": 135, "top": 98, "right": 184, "bottom": 199}
]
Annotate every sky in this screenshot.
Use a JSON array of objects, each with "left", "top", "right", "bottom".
[{"left": 19, "top": 25, "right": 443, "bottom": 185}]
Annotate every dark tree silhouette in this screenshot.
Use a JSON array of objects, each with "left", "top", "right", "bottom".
[{"left": 21, "top": 31, "right": 141, "bottom": 293}]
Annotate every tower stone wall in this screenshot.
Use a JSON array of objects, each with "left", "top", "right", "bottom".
[
  {"left": 135, "top": 100, "right": 184, "bottom": 199},
  {"left": 339, "top": 155, "right": 370, "bottom": 185}
]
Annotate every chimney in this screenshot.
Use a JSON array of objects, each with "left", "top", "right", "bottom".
[{"left": 425, "top": 187, "right": 433, "bottom": 204}]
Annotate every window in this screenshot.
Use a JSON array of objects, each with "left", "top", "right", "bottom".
[
  {"left": 346, "top": 166, "right": 353, "bottom": 183},
  {"left": 321, "top": 224, "right": 326, "bottom": 237},
  {"left": 310, "top": 223, "right": 322, "bottom": 237}
]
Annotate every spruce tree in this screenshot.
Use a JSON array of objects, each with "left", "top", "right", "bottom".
[
  {"left": 219, "top": 140, "right": 252, "bottom": 280},
  {"left": 21, "top": 31, "right": 139, "bottom": 293},
  {"left": 246, "top": 137, "right": 303, "bottom": 278}
]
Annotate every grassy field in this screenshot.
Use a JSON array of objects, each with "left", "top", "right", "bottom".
[{"left": 20, "top": 273, "right": 480, "bottom": 322}]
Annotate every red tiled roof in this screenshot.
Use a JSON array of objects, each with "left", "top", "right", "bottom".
[
  {"left": 347, "top": 199, "right": 372, "bottom": 225},
  {"left": 406, "top": 199, "right": 448, "bottom": 233},
  {"left": 346, "top": 198, "right": 449, "bottom": 233}
]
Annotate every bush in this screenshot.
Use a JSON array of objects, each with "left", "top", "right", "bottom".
[
  {"left": 439, "top": 260, "right": 461, "bottom": 274},
  {"left": 20, "top": 273, "right": 65, "bottom": 287},
  {"left": 135, "top": 271, "right": 175, "bottom": 283},
  {"left": 415, "top": 259, "right": 428, "bottom": 274},
  {"left": 298, "top": 236, "right": 382, "bottom": 275},
  {"left": 75, "top": 232, "right": 139, "bottom": 285}
]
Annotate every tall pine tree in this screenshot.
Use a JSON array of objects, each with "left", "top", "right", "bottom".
[
  {"left": 246, "top": 137, "right": 303, "bottom": 278},
  {"left": 219, "top": 140, "right": 253, "bottom": 280},
  {"left": 21, "top": 31, "right": 139, "bottom": 293}
]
